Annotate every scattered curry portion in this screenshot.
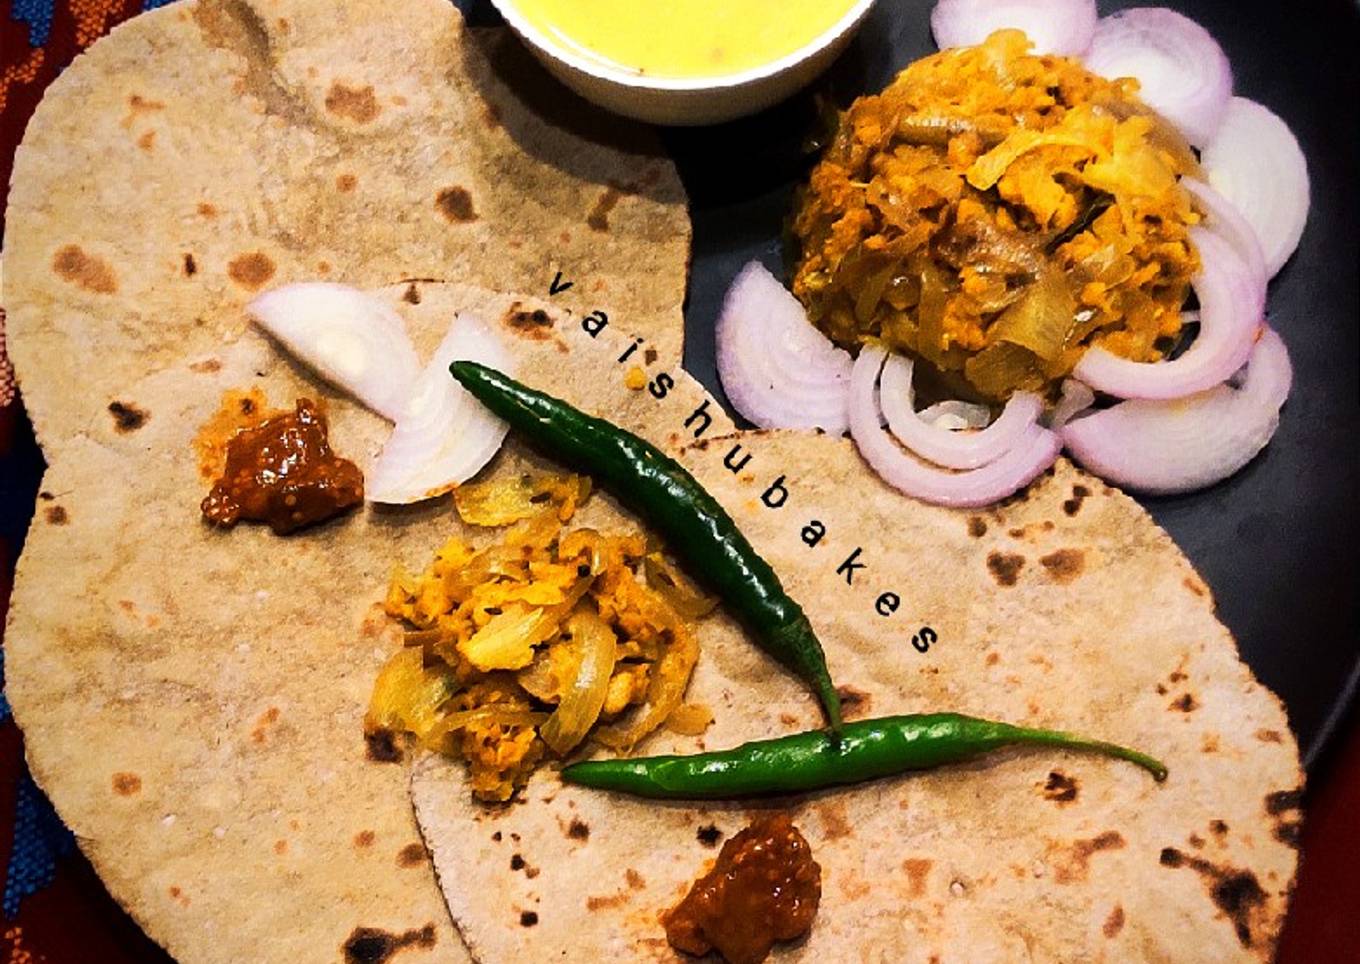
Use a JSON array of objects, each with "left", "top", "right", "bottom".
[
  {"left": 665, "top": 814, "right": 822, "bottom": 964},
  {"left": 200, "top": 397, "right": 363, "bottom": 534},
  {"left": 791, "top": 31, "right": 1201, "bottom": 400},
  {"left": 365, "top": 472, "right": 710, "bottom": 801}
]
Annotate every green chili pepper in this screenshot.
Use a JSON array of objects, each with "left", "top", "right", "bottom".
[
  {"left": 560, "top": 713, "right": 1167, "bottom": 799},
  {"left": 449, "top": 361, "right": 842, "bottom": 731}
]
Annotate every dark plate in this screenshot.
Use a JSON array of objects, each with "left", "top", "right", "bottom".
[{"left": 656, "top": 0, "right": 1359, "bottom": 768}]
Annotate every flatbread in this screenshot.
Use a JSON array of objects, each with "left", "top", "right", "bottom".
[
  {"left": 412, "top": 440, "right": 1303, "bottom": 963},
  {"left": 3, "top": 279, "right": 730, "bottom": 963},
  {"left": 3, "top": 0, "right": 689, "bottom": 451}
]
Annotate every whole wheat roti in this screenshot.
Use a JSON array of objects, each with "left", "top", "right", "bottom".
[
  {"left": 3, "top": 0, "right": 689, "bottom": 452},
  {"left": 412, "top": 439, "right": 1303, "bottom": 962},
  {"left": 4, "top": 278, "right": 730, "bottom": 963}
]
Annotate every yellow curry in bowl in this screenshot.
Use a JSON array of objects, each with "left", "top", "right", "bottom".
[{"left": 511, "top": 0, "right": 861, "bottom": 78}]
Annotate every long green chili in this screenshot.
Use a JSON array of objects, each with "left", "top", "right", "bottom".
[
  {"left": 560, "top": 713, "right": 1167, "bottom": 799},
  {"left": 449, "top": 360, "right": 842, "bottom": 731}
]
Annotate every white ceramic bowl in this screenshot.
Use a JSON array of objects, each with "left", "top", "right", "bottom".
[{"left": 488, "top": 0, "right": 877, "bottom": 126}]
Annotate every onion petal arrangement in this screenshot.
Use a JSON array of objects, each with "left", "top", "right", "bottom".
[
  {"left": 930, "top": 0, "right": 1097, "bottom": 56},
  {"left": 247, "top": 282, "right": 421, "bottom": 422},
  {"left": 712, "top": 2, "right": 1307, "bottom": 508}
]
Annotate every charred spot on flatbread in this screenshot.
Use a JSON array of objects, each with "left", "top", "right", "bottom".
[
  {"left": 43, "top": 505, "right": 68, "bottom": 526},
  {"left": 1103, "top": 904, "right": 1125, "bottom": 938},
  {"left": 1039, "top": 548, "right": 1084, "bottom": 582},
  {"left": 835, "top": 685, "right": 872, "bottom": 720},
  {"left": 817, "top": 801, "right": 853, "bottom": 841},
  {"left": 504, "top": 304, "right": 554, "bottom": 340},
  {"left": 182, "top": 253, "right": 198, "bottom": 277},
  {"left": 696, "top": 825, "right": 722, "bottom": 848},
  {"left": 436, "top": 187, "right": 477, "bottom": 223},
  {"left": 353, "top": 830, "right": 375, "bottom": 849},
  {"left": 1158, "top": 848, "right": 1267, "bottom": 948},
  {"left": 901, "top": 858, "right": 932, "bottom": 897},
  {"left": 52, "top": 244, "right": 117, "bottom": 294},
  {"left": 402, "top": 284, "right": 421, "bottom": 305},
  {"left": 364, "top": 728, "right": 403, "bottom": 763},
  {"left": 967, "top": 516, "right": 987, "bottom": 537},
  {"left": 1169, "top": 693, "right": 1199, "bottom": 712},
  {"left": 1052, "top": 831, "right": 1124, "bottom": 883},
  {"left": 325, "top": 82, "right": 381, "bottom": 124},
  {"left": 519, "top": 911, "right": 538, "bottom": 927},
  {"left": 108, "top": 400, "right": 148, "bottom": 433},
  {"left": 341, "top": 924, "right": 436, "bottom": 964},
  {"left": 986, "top": 551, "right": 1025, "bottom": 587},
  {"left": 1265, "top": 789, "right": 1304, "bottom": 848},
  {"left": 112, "top": 772, "right": 142, "bottom": 796},
  {"left": 227, "top": 252, "right": 276, "bottom": 290},
  {"left": 1041, "top": 771, "right": 1079, "bottom": 803},
  {"left": 396, "top": 843, "right": 427, "bottom": 867},
  {"left": 566, "top": 818, "right": 589, "bottom": 841},
  {"left": 1063, "top": 484, "right": 1091, "bottom": 516},
  {"left": 587, "top": 184, "right": 624, "bottom": 232},
  {"left": 1264, "top": 788, "right": 1303, "bottom": 814},
  {"left": 336, "top": 173, "right": 358, "bottom": 193}
]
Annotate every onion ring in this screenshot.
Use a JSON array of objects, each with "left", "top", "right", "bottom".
[
  {"left": 247, "top": 282, "right": 420, "bottom": 421},
  {"left": 368, "top": 314, "right": 512, "bottom": 504},
  {"left": 849, "top": 346, "right": 1061, "bottom": 507},
  {"left": 1201, "top": 97, "right": 1311, "bottom": 278},
  {"left": 1063, "top": 328, "right": 1290, "bottom": 495},
  {"left": 1084, "top": 7, "right": 1232, "bottom": 147},
  {"left": 716, "top": 261, "right": 853, "bottom": 434},
  {"left": 1181, "top": 177, "right": 1268, "bottom": 293},
  {"left": 879, "top": 354, "right": 1043, "bottom": 469},
  {"left": 930, "top": 0, "right": 1097, "bottom": 56},
  {"left": 1073, "top": 228, "right": 1264, "bottom": 400}
]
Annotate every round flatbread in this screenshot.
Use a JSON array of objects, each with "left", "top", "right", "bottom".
[
  {"left": 412, "top": 440, "right": 1303, "bottom": 963},
  {"left": 3, "top": 0, "right": 689, "bottom": 451},
  {"left": 3, "top": 275, "right": 727, "bottom": 963}
]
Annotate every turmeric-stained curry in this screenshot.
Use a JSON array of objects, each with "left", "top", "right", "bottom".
[
  {"left": 792, "top": 31, "right": 1202, "bottom": 400},
  {"left": 366, "top": 472, "right": 711, "bottom": 801}
]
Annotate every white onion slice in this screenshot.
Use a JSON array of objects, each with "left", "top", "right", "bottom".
[
  {"left": 1047, "top": 379, "right": 1095, "bottom": 429},
  {"left": 930, "top": 0, "right": 1097, "bottom": 56},
  {"left": 716, "top": 261, "right": 853, "bottom": 434},
  {"left": 849, "top": 347, "right": 1061, "bottom": 507},
  {"left": 1073, "top": 228, "right": 1264, "bottom": 400},
  {"left": 1084, "top": 8, "right": 1232, "bottom": 147},
  {"left": 1062, "top": 328, "right": 1290, "bottom": 494},
  {"left": 367, "top": 314, "right": 511, "bottom": 505},
  {"left": 878, "top": 355, "right": 1043, "bottom": 470},
  {"left": 919, "top": 400, "right": 992, "bottom": 430},
  {"left": 1201, "top": 97, "right": 1310, "bottom": 278},
  {"left": 247, "top": 282, "right": 420, "bottom": 421},
  {"left": 1181, "top": 178, "right": 1268, "bottom": 293}
]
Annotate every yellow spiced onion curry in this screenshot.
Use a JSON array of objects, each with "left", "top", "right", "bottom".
[
  {"left": 791, "top": 31, "right": 1202, "bottom": 400},
  {"left": 366, "top": 473, "right": 712, "bottom": 801}
]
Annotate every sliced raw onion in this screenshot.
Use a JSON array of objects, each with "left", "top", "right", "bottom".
[
  {"left": 716, "top": 261, "right": 853, "bottom": 434},
  {"left": 879, "top": 354, "right": 1043, "bottom": 469},
  {"left": 1201, "top": 97, "right": 1310, "bottom": 278},
  {"left": 1062, "top": 328, "right": 1290, "bottom": 494},
  {"left": 919, "top": 399, "right": 992, "bottom": 430},
  {"left": 1084, "top": 8, "right": 1232, "bottom": 147},
  {"left": 247, "top": 282, "right": 420, "bottom": 421},
  {"left": 1181, "top": 178, "right": 1267, "bottom": 293},
  {"left": 849, "top": 346, "right": 1061, "bottom": 507},
  {"left": 930, "top": 0, "right": 1097, "bottom": 56},
  {"left": 367, "top": 314, "right": 511, "bottom": 504},
  {"left": 1047, "top": 379, "right": 1095, "bottom": 429},
  {"left": 1073, "top": 228, "right": 1263, "bottom": 400}
]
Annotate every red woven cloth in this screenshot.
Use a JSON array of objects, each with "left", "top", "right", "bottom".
[{"left": 0, "top": 2, "right": 1354, "bottom": 961}]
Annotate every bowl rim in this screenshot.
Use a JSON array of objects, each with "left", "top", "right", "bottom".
[{"left": 487, "top": 0, "right": 877, "bottom": 92}]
